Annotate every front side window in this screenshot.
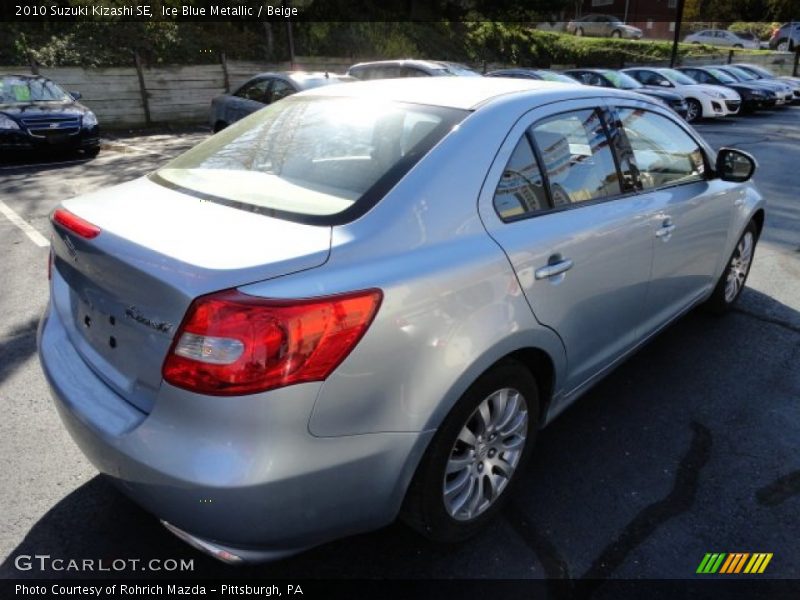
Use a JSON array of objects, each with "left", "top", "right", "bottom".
[
  {"left": 493, "top": 136, "right": 548, "bottom": 221},
  {"left": 530, "top": 109, "right": 621, "bottom": 206},
  {"left": 616, "top": 108, "right": 706, "bottom": 190},
  {"left": 154, "top": 96, "right": 466, "bottom": 223}
]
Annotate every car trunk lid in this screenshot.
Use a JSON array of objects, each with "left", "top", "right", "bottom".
[{"left": 50, "top": 177, "right": 331, "bottom": 413}]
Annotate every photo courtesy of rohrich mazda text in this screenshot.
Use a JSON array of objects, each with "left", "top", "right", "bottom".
[{"left": 40, "top": 77, "right": 763, "bottom": 562}]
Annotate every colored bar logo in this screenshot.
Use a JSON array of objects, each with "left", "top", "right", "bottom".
[{"left": 696, "top": 553, "right": 773, "bottom": 574}]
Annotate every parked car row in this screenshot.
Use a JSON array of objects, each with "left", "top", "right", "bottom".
[
  {"left": 2, "top": 56, "right": 797, "bottom": 161},
  {"left": 209, "top": 60, "right": 798, "bottom": 132}
]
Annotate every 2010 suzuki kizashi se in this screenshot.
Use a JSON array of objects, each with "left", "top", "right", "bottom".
[{"left": 39, "top": 78, "right": 764, "bottom": 563}]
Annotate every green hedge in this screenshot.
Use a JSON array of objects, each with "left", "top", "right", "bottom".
[
  {"left": 462, "top": 24, "right": 765, "bottom": 68},
  {"left": 1, "top": 21, "right": 768, "bottom": 69}
]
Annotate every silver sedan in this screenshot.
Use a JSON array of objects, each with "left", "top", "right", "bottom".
[{"left": 39, "top": 78, "right": 763, "bottom": 563}]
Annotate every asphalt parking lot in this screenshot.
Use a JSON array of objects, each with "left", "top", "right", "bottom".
[{"left": 0, "top": 108, "right": 799, "bottom": 582}]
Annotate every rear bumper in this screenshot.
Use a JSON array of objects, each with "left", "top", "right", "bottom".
[{"left": 38, "top": 302, "right": 432, "bottom": 562}]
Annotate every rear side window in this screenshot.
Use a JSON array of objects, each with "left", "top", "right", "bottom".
[
  {"left": 530, "top": 109, "right": 621, "bottom": 206},
  {"left": 236, "top": 78, "right": 271, "bottom": 102},
  {"left": 493, "top": 136, "right": 548, "bottom": 221},
  {"left": 268, "top": 79, "right": 296, "bottom": 103},
  {"left": 616, "top": 108, "right": 706, "bottom": 189},
  {"left": 153, "top": 96, "right": 466, "bottom": 225}
]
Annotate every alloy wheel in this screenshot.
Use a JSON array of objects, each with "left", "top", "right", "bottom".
[
  {"left": 724, "top": 231, "right": 754, "bottom": 303},
  {"left": 443, "top": 388, "right": 528, "bottom": 521},
  {"left": 686, "top": 99, "right": 701, "bottom": 122}
]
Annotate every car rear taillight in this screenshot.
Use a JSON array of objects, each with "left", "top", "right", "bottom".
[
  {"left": 52, "top": 208, "right": 101, "bottom": 239},
  {"left": 163, "top": 288, "right": 383, "bottom": 396}
]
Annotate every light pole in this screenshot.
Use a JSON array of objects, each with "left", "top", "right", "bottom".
[{"left": 669, "top": 0, "right": 686, "bottom": 68}]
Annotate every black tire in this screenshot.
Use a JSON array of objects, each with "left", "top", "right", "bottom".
[
  {"left": 83, "top": 146, "right": 100, "bottom": 158},
  {"left": 401, "top": 360, "right": 539, "bottom": 543},
  {"left": 685, "top": 98, "right": 703, "bottom": 123},
  {"left": 704, "top": 220, "right": 758, "bottom": 315},
  {"left": 611, "top": 30, "right": 622, "bottom": 39}
]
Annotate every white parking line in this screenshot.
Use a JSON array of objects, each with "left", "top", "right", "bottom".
[{"left": 0, "top": 200, "right": 50, "bottom": 247}]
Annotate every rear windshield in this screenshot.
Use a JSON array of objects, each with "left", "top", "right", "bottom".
[
  {"left": 0, "top": 76, "right": 69, "bottom": 104},
  {"left": 153, "top": 96, "right": 466, "bottom": 225}
]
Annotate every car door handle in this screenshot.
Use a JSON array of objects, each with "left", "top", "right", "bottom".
[
  {"left": 655, "top": 217, "right": 676, "bottom": 239},
  {"left": 534, "top": 258, "right": 574, "bottom": 280},
  {"left": 655, "top": 225, "right": 676, "bottom": 238}
]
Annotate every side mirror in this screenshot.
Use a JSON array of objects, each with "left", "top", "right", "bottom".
[
  {"left": 716, "top": 147, "right": 756, "bottom": 182},
  {"left": 70, "top": 91, "right": 82, "bottom": 100}
]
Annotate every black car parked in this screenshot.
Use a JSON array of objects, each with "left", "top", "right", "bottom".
[
  {"left": 564, "top": 68, "right": 689, "bottom": 119},
  {"left": 732, "top": 63, "right": 800, "bottom": 102},
  {"left": 0, "top": 74, "right": 99, "bottom": 158},
  {"left": 676, "top": 67, "right": 778, "bottom": 111},
  {"left": 714, "top": 65, "right": 795, "bottom": 105}
]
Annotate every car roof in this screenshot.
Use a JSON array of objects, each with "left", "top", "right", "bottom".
[
  {"left": 486, "top": 68, "right": 542, "bottom": 78},
  {"left": 348, "top": 59, "right": 459, "bottom": 71},
  {"left": 251, "top": 71, "right": 349, "bottom": 81},
  {"left": 299, "top": 76, "right": 639, "bottom": 111}
]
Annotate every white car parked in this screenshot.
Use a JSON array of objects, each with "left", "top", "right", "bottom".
[
  {"left": 622, "top": 67, "right": 742, "bottom": 122},
  {"left": 684, "top": 29, "right": 761, "bottom": 49}
]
